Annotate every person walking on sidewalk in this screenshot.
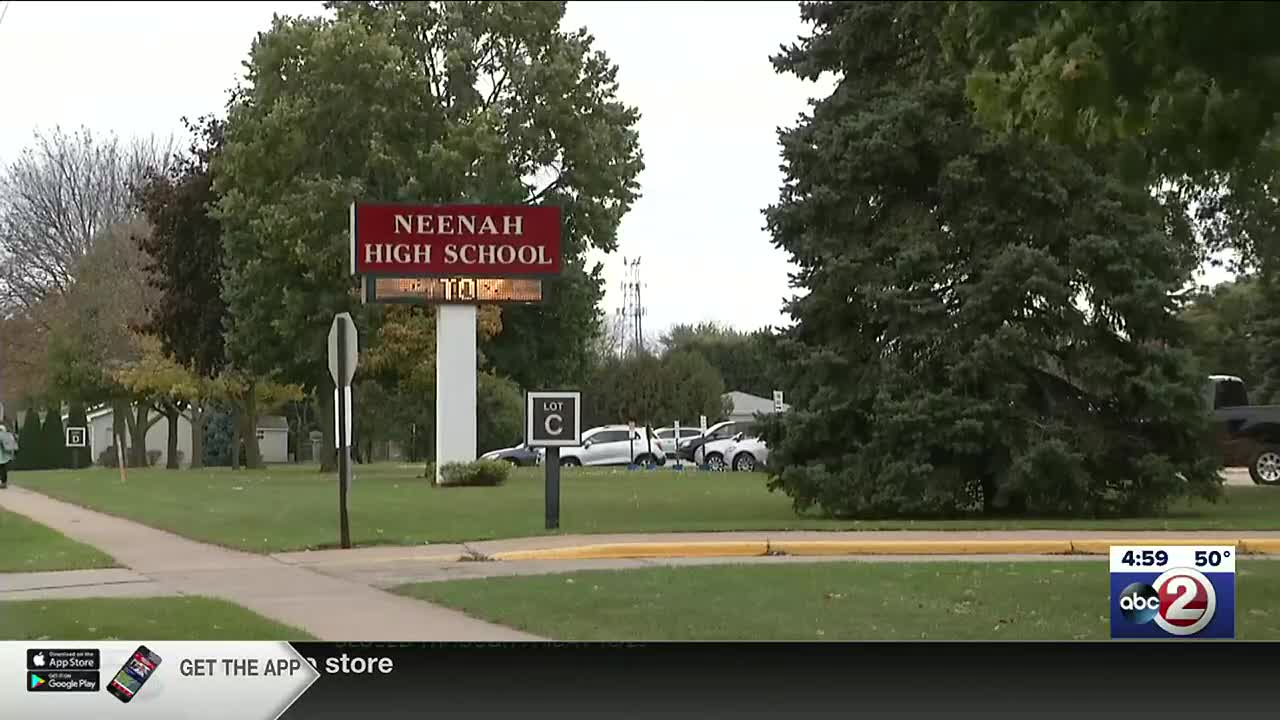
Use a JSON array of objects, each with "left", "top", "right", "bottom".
[{"left": 0, "top": 422, "right": 18, "bottom": 489}]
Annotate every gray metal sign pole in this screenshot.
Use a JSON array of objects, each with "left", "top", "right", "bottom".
[
  {"left": 337, "top": 319, "right": 352, "bottom": 550},
  {"left": 545, "top": 448, "right": 560, "bottom": 530}
]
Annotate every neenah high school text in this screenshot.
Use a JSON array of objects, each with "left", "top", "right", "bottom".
[{"left": 363, "top": 210, "right": 554, "bottom": 266}]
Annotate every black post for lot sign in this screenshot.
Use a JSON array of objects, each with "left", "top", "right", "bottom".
[{"left": 526, "top": 391, "right": 581, "bottom": 530}]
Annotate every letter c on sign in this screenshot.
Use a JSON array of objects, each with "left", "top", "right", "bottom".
[{"left": 545, "top": 414, "right": 563, "bottom": 436}]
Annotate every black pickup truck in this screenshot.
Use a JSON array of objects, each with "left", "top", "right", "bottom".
[{"left": 1206, "top": 375, "right": 1280, "bottom": 485}]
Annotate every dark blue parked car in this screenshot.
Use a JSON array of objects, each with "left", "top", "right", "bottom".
[{"left": 479, "top": 441, "right": 541, "bottom": 467}]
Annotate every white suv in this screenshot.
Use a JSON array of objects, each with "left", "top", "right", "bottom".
[{"left": 545, "top": 425, "right": 667, "bottom": 467}]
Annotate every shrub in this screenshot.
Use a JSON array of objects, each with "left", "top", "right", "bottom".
[
  {"left": 477, "top": 373, "right": 524, "bottom": 454},
  {"left": 98, "top": 445, "right": 148, "bottom": 468},
  {"left": 98, "top": 446, "right": 118, "bottom": 467},
  {"left": 147, "top": 449, "right": 162, "bottom": 467},
  {"left": 436, "top": 459, "right": 511, "bottom": 487},
  {"left": 203, "top": 409, "right": 235, "bottom": 466},
  {"left": 14, "top": 410, "right": 43, "bottom": 471},
  {"left": 41, "top": 404, "right": 70, "bottom": 469}
]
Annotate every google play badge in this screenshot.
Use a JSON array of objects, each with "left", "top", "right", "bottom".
[{"left": 29, "top": 673, "right": 46, "bottom": 690}]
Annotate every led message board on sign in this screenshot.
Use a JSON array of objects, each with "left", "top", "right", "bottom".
[
  {"left": 362, "top": 277, "right": 543, "bottom": 304},
  {"left": 350, "top": 203, "right": 562, "bottom": 278}
]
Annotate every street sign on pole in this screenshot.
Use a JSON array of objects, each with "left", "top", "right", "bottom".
[
  {"left": 328, "top": 313, "right": 359, "bottom": 387},
  {"left": 328, "top": 312, "right": 359, "bottom": 550},
  {"left": 527, "top": 391, "right": 582, "bottom": 447},
  {"left": 773, "top": 390, "right": 785, "bottom": 413},
  {"left": 526, "top": 391, "right": 582, "bottom": 530},
  {"left": 699, "top": 415, "right": 707, "bottom": 432},
  {"left": 333, "top": 388, "right": 352, "bottom": 449},
  {"left": 65, "top": 427, "right": 86, "bottom": 448}
]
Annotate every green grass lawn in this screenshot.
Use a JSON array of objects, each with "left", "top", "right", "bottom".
[
  {"left": 397, "top": 560, "right": 1280, "bottom": 641},
  {"left": 0, "top": 507, "right": 116, "bottom": 573},
  {"left": 10, "top": 464, "right": 1280, "bottom": 553},
  {"left": 0, "top": 596, "right": 316, "bottom": 640}
]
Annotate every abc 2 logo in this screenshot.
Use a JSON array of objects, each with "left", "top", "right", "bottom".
[{"left": 1110, "top": 546, "right": 1235, "bottom": 639}]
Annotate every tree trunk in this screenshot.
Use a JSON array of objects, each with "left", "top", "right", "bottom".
[
  {"left": 317, "top": 389, "right": 337, "bottom": 473},
  {"left": 242, "top": 382, "right": 263, "bottom": 469},
  {"left": 189, "top": 405, "right": 206, "bottom": 470},
  {"left": 165, "top": 403, "right": 181, "bottom": 469},
  {"left": 130, "top": 404, "right": 152, "bottom": 467},
  {"left": 230, "top": 405, "right": 242, "bottom": 470},
  {"left": 111, "top": 399, "right": 130, "bottom": 465}
]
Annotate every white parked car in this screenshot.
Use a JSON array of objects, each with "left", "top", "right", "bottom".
[
  {"left": 723, "top": 436, "right": 769, "bottom": 472},
  {"left": 539, "top": 425, "right": 667, "bottom": 467},
  {"left": 681, "top": 420, "right": 758, "bottom": 470},
  {"left": 654, "top": 426, "right": 703, "bottom": 458}
]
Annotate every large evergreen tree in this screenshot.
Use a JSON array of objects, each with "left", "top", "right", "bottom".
[
  {"left": 14, "top": 409, "right": 43, "bottom": 471},
  {"left": 762, "top": 1, "right": 1219, "bottom": 518},
  {"left": 41, "top": 404, "right": 69, "bottom": 470}
]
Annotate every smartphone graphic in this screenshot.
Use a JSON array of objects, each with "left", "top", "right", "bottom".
[{"left": 106, "top": 646, "right": 162, "bottom": 703}]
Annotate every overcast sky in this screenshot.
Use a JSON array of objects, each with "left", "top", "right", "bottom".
[
  {"left": 0, "top": 1, "right": 1229, "bottom": 339},
  {"left": 0, "top": 0, "right": 833, "bottom": 336}
]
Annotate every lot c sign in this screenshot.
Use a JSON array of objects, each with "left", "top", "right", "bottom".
[
  {"left": 526, "top": 391, "right": 581, "bottom": 448},
  {"left": 526, "top": 391, "right": 581, "bottom": 532}
]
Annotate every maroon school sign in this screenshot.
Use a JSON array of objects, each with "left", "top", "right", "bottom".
[{"left": 350, "top": 203, "right": 562, "bottom": 278}]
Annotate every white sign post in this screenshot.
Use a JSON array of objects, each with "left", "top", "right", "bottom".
[
  {"left": 327, "top": 312, "right": 359, "bottom": 550},
  {"left": 773, "top": 390, "right": 785, "bottom": 413},
  {"left": 673, "top": 420, "right": 683, "bottom": 471},
  {"left": 435, "top": 305, "right": 478, "bottom": 484}
]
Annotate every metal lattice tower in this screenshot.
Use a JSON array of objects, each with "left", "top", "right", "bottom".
[{"left": 616, "top": 257, "right": 647, "bottom": 356}]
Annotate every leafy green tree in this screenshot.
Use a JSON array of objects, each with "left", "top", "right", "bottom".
[
  {"left": 45, "top": 218, "right": 160, "bottom": 466},
  {"left": 951, "top": 1, "right": 1280, "bottom": 182},
  {"left": 658, "top": 350, "right": 729, "bottom": 426},
  {"left": 133, "top": 116, "right": 231, "bottom": 468},
  {"left": 1179, "top": 277, "right": 1262, "bottom": 384},
  {"left": 134, "top": 116, "right": 227, "bottom": 378},
  {"left": 215, "top": 2, "right": 643, "bottom": 469},
  {"left": 582, "top": 350, "right": 725, "bottom": 430},
  {"left": 477, "top": 372, "right": 524, "bottom": 453},
  {"left": 763, "top": 1, "right": 1219, "bottom": 519},
  {"left": 1249, "top": 270, "right": 1280, "bottom": 405},
  {"left": 661, "top": 323, "right": 779, "bottom": 397},
  {"left": 40, "top": 403, "right": 69, "bottom": 470}
]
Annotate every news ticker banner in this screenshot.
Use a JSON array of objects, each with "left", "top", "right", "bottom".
[
  {"left": 3, "top": 637, "right": 1277, "bottom": 718},
  {"left": 1109, "top": 544, "right": 1236, "bottom": 639}
]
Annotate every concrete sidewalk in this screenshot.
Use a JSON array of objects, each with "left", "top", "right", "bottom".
[
  {"left": 0, "top": 568, "right": 172, "bottom": 601},
  {"left": 0, "top": 487, "right": 540, "bottom": 641}
]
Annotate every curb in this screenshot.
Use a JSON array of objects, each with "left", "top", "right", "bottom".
[
  {"left": 490, "top": 538, "right": 1280, "bottom": 561},
  {"left": 493, "top": 541, "right": 769, "bottom": 561}
]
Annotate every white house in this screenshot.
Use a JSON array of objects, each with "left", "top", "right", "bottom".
[
  {"left": 65, "top": 405, "right": 291, "bottom": 467},
  {"left": 722, "top": 390, "right": 791, "bottom": 425}
]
